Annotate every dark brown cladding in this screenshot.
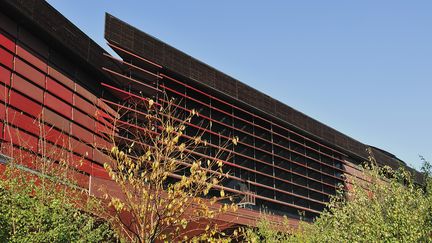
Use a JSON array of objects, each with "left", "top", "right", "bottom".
[
  {"left": 0, "top": 0, "right": 121, "bottom": 97},
  {"left": 104, "top": 14, "right": 418, "bottom": 178},
  {"left": 0, "top": 0, "right": 419, "bottom": 181}
]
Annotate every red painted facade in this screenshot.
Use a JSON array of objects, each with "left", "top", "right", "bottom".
[
  {"left": 0, "top": 0, "right": 419, "bottom": 228},
  {"left": 0, "top": 29, "right": 116, "bottom": 188}
]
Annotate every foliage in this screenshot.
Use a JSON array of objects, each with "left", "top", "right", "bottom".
[
  {"left": 245, "top": 159, "right": 432, "bottom": 243},
  {"left": 0, "top": 161, "right": 117, "bottom": 242},
  {"left": 103, "top": 99, "right": 238, "bottom": 242},
  {"left": 240, "top": 215, "right": 292, "bottom": 243}
]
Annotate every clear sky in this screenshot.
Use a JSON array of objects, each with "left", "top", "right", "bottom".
[{"left": 47, "top": 0, "right": 431, "bottom": 170}]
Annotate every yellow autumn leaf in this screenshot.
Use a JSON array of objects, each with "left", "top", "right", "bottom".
[
  {"left": 166, "top": 125, "right": 173, "bottom": 133},
  {"left": 217, "top": 160, "right": 223, "bottom": 167},
  {"left": 110, "top": 146, "right": 118, "bottom": 154},
  {"left": 179, "top": 143, "right": 186, "bottom": 152},
  {"left": 148, "top": 99, "right": 154, "bottom": 107},
  {"left": 232, "top": 136, "right": 238, "bottom": 145}
]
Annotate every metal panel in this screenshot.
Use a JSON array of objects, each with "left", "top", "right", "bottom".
[
  {"left": 91, "top": 163, "right": 110, "bottom": 180},
  {"left": 44, "top": 125, "right": 70, "bottom": 149},
  {"left": 46, "top": 77, "right": 73, "bottom": 103},
  {"left": 104, "top": 14, "right": 380, "bottom": 168},
  {"left": 0, "top": 103, "right": 6, "bottom": 128},
  {"left": 70, "top": 153, "right": 93, "bottom": 175},
  {"left": 0, "top": 83, "right": 7, "bottom": 103},
  {"left": 16, "top": 45, "right": 47, "bottom": 72},
  {"left": 71, "top": 123, "right": 94, "bottom": 145},
  {"left": 215, "top": 72, "right": 237, "bottom": 98},
  {"left": 0, "top": 122, "right": 3, "bottom": 141},
  {"left": 73, "top": 94, "right": 97, "bottom": 118},
  {"left": 97, "top": 98, "right": 117, "bottom": 118},
  {"left": 69, "top": 137, "right": 93, "bottom": 160},
  {"left": 9, "top": 90, "right": 42, "bottom": 118},
  {"left": 93, "top": 149, "right": 110, "bottom": 165},
  {"left": 45, "top": 93, "right": 72, "bottom": 118},
  {"left": 47, "top": 65, "right": 74, "bottom": 90},
  {"left": 14, "top": 59, "right": 45, "bottom": 87},
  {"left": 0, "top": 32, "right": 15, "bottom": 52},
  {"left": 75, "top": 83, "right": 97, "bottom": 104},
  {"left": 6, "top": 107, "right": 40, "bottom": 136},
  {"left": 73, "top": 108, "right": 94, "bottom": 131},
  {"left": 43, "top": 108, "right": 70, "bottom": 133},
  {"left": 11, "top": 74, "right": 44, "bottom": 103},
  {"left": 0, "top": 66, "right": 11, "bottom": 86},
  {"left": 0, "top": 47, "right": 13, "bottom": 68},
  {"left": 4, "top": 125, "right": 38, "bottom": 152},
  {"left": 94, "top": 135, "right": 110, "bottom": 151}
]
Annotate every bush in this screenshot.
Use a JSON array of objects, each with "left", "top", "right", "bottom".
[
  {"left": 0, "top": 163, "right": 117, "bottom": 242},
  {"left": 245, "top": 160, "right": 432, "bottom": 242}
]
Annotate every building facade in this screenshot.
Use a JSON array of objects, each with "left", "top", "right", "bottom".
[{"left": 0, "top": 0, "right": 420, "bottom": 227}]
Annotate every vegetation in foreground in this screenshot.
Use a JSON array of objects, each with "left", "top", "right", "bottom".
[
  {"left": 0, "top": 161, "right": 117, "bottom": 242},
  {"left": 103, "top": 99, "right": 238, "bottom": 242},
  {"left": 3, "top": 155, "right": 431, "bottom": 242},
  {"left": 0, "top": 98, "right": 430, "bottom": 242},
  {"left": 245, "top": 158, "right": 432, "bottom": 242},
  {"left": 0, "top": 98, "right": 238, "bottom": 242}
]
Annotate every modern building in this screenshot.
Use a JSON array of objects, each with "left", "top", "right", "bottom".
[{"left": 0, "top": 0, "right": 420, "bottom": 228}]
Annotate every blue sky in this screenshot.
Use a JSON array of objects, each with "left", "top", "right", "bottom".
[{"left": 48, "top": 0, "right": 431, "bottom": 170}]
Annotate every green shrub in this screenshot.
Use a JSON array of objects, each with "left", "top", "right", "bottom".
[
  {"left": 0, "top": 164, "right": 117, "bottom": 243},
  {"left": 245, "top": 160, "right": 432, "bottom": 242}
]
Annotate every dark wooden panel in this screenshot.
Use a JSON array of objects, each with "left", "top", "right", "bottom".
[
  {"left": 0, "top": 12, "right": 17, "bottom": 38},
  {"left": 17, "top": 25, "right": 49, "bottom": 59}
]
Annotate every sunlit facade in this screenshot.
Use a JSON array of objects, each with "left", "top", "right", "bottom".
[{"left": 0, "top": 0, "right": 419, "bottom": 227}]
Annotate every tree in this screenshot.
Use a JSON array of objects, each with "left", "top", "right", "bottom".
[
  {"left": 0, "top": 156, "right": 117, "bottom": 242},
  {"left": 244, "top": 158, "right": 432, "bottom": 242},
  {"left": 102, "top": 98, "right": 238, "bottom": 242}
]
